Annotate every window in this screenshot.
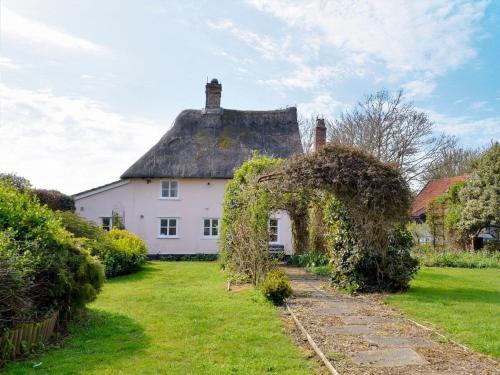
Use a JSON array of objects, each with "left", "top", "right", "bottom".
[
  {"left": 159, "top": 218, "right": 178, "bottom": 238},
  {"left": 102, "top": 217, "right": 112, "bottom": 231},
  {"left": 269, "top": 219, "right": 279, "bottom": 243},
  {"left": 160, "top": 180, "right": 178, "bottom": 199},
  {"left": 203, "top": 218, "right": 219, "bottom": 238}
]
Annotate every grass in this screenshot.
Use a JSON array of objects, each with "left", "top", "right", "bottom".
[
  {"left": 4, "top": 262, "right": 317, "bottom": 374},
  {"left": 385, "top": 267, "right": 500, "bottom": 358}
]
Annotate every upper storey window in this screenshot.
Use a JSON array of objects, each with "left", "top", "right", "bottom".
[{"left": 160, "top": 180, "right": 178, "bottom": 199}]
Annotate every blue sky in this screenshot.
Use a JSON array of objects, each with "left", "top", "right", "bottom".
[{"left": 0, "top": 0, "right": 499, "bottom": 194}]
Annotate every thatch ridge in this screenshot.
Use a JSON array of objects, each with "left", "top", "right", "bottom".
[{"left": 121, "top": 107, "right": 302, "bottom": 179}]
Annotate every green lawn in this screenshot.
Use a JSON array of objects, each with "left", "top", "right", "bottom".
[
  {"left": 4, "top": 262, "right": 317, "bottom": 374},
  {"left": 385, "top": 267, "right": 500, "bottom": 358}
]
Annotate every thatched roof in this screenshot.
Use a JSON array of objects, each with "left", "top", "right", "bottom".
[{"left": 121, "top": 107, "right": 302, "bottom": 179}]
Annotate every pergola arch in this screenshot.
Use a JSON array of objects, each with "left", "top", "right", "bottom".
[{"left": 220, "top": 144, "right": 416, "bottom": 291}]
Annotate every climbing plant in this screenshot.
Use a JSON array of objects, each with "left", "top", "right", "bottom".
[
  {"left": 220, "top": 144, "right": 416, "bottom": 292},
  {"left": 220, "top": 154, "right": 284, "bottom": 284}
]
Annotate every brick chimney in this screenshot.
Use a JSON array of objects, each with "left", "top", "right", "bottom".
[
  {"left": 313, "top": 118, "right": 326, "bottom": 151},
  {"left": 205, "top": 78, "right": 222, "bottom": 109}
]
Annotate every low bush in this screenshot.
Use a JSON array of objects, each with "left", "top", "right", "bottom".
[
  {"left": 57, "top": 211, "right": 148, "bottom": 278},
  {"left": 287, "top": 251, "right": 329, "bottom": 268},
  {"left": 155, "top": 253, "right": 218, "bottom": 262},
  {"left": 0, "top": 182, "right": 104, "bottom": 331},
  {"left": 98, "top": 229, "right": 148, "bottom": 277},
  {"left": 413, "top": 247, "right": 500, "bottom": 268},
  {"left": 260, "top": 270, "right": 293, "bottom": 305},
  {"left": 306, "top": 265, "right": 332, "bottom": 277}
]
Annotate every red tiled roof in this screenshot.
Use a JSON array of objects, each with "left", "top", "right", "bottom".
[{"left": 410, "top": 175, "right": 469, "bottom": 216}]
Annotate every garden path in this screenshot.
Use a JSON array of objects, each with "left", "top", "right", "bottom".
[{"left": 282, "top": 266, "right": 499, "bottom": 375}]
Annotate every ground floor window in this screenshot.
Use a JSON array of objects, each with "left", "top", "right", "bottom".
[
  {"left": 269, "top": 218, "right": 279, "bottom": 243},
  {"left": 203, "top": 218, "right": 219, "bottom": 238},
  {"left": 159, "top": 218, "right": 179, "bottom": 238},
  {"left": 101, "top": 217, "right": 112, "bottom": 231}
]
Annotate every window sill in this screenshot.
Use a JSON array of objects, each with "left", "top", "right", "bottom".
[
  {"left": 159, "top": 197, "right": 180, "bottom": 201},
  {"left": 157, "top": 236, "right": 180, "bottom": 239},
  {"left": 202, "top": 236, "right": 219, "bottom": 240}
]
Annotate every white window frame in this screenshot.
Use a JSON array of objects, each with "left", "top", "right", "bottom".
[
  {"left": 158, "top": 217, "right": 180, "bottom": 238},
  {"left": 269, "top": 218, "right": 279, "bottom": 244},
  {"left": 202, "top": 218, "right": 219, "bottom": 238},
  {"left": 159, "top": 180, "right": 179, "bottom": 200},
  {"left": 101, "top": 216, "right": 112, "bottom": 231}
]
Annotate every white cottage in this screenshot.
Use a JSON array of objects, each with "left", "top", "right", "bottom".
[{"left": 74, "top": 79, "right": 304, "bottom": 256}]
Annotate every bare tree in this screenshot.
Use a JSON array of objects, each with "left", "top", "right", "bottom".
[
  {"left": 328, "top": 90, "right": 454, "bottom": 185},
  {"left": 298, "top": 114, "right": 316, "bottom": 154},
  {"left": 423, "top": 140, "right": 482, "bottom": 180}
]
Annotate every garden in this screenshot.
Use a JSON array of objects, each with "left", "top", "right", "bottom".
[{"left": 0, "top": 141, "right": 498, "bottom": 371}]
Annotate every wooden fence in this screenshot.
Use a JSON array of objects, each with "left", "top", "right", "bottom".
[{"left": 0, "top": 311, "right": 58, "bottom": 360}]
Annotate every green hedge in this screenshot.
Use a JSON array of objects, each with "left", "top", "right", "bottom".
[
  {"left": 57, "top": 211, "right": 148, "bottom": 278},
  {"left": 0, "top": 182, "right": 104, "bottom": 331},
  {"left": 413, "top": 246, "right": 499, "bottom": 268},
  {"left": 98, "top": 229, "right": 148, "bottom": 277},
  {"left": 155, "top": 253, "right": 218, "bottom": 261}
]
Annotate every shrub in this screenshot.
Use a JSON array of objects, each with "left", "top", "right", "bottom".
[
  {"left": 57, "top": 212, "right": 148, "bottom": 278},
  {"left": 260, "top": 270, "right": 293, "bottom": 305},
  {"left": 57, "top": 211, "right": 104, "bottom": 239},
  {"left": 306, "top": 265, "right": 332, "bottom": 277},
  {"left": 0, "top": 173, "right": 32, "bottom": 191},
  {"left": 156, "top": 253, "right": 218, "bottom": 261},
  {"left": 327, "top": 197, "right": 419, "bottom": 292},
  {"left": 34, "top": 189, "right": 75, "bottom": 212},
  {"left": 0, "top": 182, "right": 104, "bottom": 330},
  {"left": 95, "top": 229, "right": 148, "bottom": 278},
  {"left": 287, "top": 251, "right": 329, "bottom": 268},
  {"left": 414, "top": 248, "right": 500, "bottom": 268}
]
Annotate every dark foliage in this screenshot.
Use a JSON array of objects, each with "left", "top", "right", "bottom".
[
  {"left": 34, "top": 189, "right": 75, "bottom": 212},
  {"left": 325, "top": 197, "right": 418, "bottom": 292},
  {"left": 0, "top": 173, "right": 32, "bottom": 191},
  {"left": 155, "top": 253, "right": 218, "bottom": 261}
]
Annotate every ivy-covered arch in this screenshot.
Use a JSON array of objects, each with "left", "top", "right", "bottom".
[{"left": 220, "top": 144, "right": 418, "bottom": 292}]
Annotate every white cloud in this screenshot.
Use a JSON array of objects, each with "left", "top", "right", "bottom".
[
  {"left": 0, "top": 84, "right": 163, "bottom": 194},
  {"left": 402, "top": 79, "right": 437, "bottom": 99},
  {"left": 2, "top": 7, "right": 109, "bottom": 55},
  {"left": 298, "top": 94, "right": 344, "bottom": 118},
  {"left": 246, "top": 0, "right": 487, "bottom": 76},
  {"left": 243, "top": 0, "right": 488, "bottom": 95},
  {"left": 207, "top": 19, "right": 289, "bottom": 60},
  {"left": 0, "top": 57, "right": 24, "bottom": 70},
  {"left": 259, "top": 64, "right": 351, "bottom": 89},
  {"left": 428, "top": 110, "right": 499, "bottom": 145},
  {"left": 469, "top": 100, "right": 493, "bottom": 112}
]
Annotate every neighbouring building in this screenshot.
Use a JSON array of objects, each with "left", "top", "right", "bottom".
[
  {"left": 410, "top": 175, "right": 469, "bottom": 246},
  {"left": 410, "top": 175, "right": 469, "bottom": 223},
  {"left": 73, "top": 79, "right": 307, "bottom": 256}
]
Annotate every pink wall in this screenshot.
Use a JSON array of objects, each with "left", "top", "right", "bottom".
[{"left": 74, "top": 178, "right": 293, "bottom": 255}]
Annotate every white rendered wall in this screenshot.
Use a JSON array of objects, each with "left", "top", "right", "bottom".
[{"left": 74, "top": 178, "right": 294, "bottom": 255}]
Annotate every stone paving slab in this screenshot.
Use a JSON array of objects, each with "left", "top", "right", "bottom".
[
  {"left": 350, "top": 348, "right": 429, "bottom": 367},
  {"left": 365, "top": 335, "right": 437, "bottom": 348},
  {"left": 341, "top": 315, "right": 393, "bottom": 325},
  {"left": 326, "top": 325, "right": 377, "bottom": 335},
  {"left": 281, "top": 266, "right": 500, "bottom": 374}
]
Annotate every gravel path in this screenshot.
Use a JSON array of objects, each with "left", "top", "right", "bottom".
[{"left": 282, "top": 266, "right": 499, "bottom": 375}]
